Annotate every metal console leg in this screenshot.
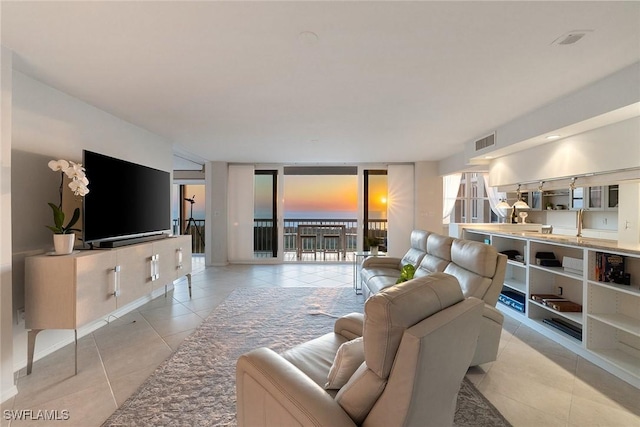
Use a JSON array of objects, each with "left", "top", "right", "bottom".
[{"left": 26, "top": 329, "right": 42, "bottom": 375}]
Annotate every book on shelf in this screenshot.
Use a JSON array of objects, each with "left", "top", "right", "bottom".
[
  {"left": 530, "top": 294, "right": 566, "bottom": 304},
  {"left": 595, "top": 252, "right": 629, "bottom": 285},
  {"left": 543, "top": 318, "right": 582, "bottom": 341},
  {"left": 545, "top": 300, "right": 582, "bottom": 312}
]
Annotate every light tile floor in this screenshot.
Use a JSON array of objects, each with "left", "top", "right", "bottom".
[{"left": 2, "top": 258, "right": 639, "bottom": 426}]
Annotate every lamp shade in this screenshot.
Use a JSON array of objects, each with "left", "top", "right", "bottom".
[
  {"left": 513, "top": 199, "right": 531, "bottom": 210},
  {"left": 495, "top": 201, "right": 511, "bottom": 217}
]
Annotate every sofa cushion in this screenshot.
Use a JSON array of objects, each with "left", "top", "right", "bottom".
[
  {"left": 281, "top": 333, "right": 349, "bottom": 389},
  {"left": 365, "top": 275, "right": 399, "bottom": 295},
  {"left": 360, "top": 267, "right": 399, "bottom": 287},
  {"left": 363, "top": 272, "right": 463, "bottom": 379},
  {"left": 335, "top": 362, "right": 386, "bottom": 424},
  {"left": 325, "top": 337, "right": 365, "bottom": 390},
  {"left": 427, "top": 233, "right": 454, "bottom": 260},
  {"left": 399, "top": 230, "right": 429, "bottom": 268},
  {"left": 450, "top": 239, "right": 498, "bottom": 278},
  {"left": 445, "top": 239, "right": 500, "bottom": 300}
]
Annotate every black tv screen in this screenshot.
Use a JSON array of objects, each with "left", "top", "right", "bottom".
[{"left": 83, "top": 150, "right": 171, "bottom": 244}]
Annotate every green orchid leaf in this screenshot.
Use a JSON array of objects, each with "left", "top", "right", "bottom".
[
  {"left": 65, "top": 208, "right": 81, "bottom": 231},
  {"left": 48, "top": 203, "right": 65, "bottom": 230}
]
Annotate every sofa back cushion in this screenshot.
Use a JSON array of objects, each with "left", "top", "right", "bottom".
[
  {"left": 399, "top": 230, "right": 429, "bottom": 268},
  {"left": 362, "top": 272, "right": 462, "bottom": 379},
  {"left": 444, "top": 239, "right": 501, "bottom": 301},
  {"left": 414, "top": 234, "right": 453, "bottom": 277}
]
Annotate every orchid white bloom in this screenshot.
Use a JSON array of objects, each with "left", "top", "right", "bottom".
[
  {"left": 48, "top": 159, "right": 70, "bottom": 172},
  {"left": 47, "top": 158, "right": 90, "bottom": 234},
  {"left": 64, "top": 161, "right": 87, "bottom": 179},
  {"left": 68, "top": 180, "right": 90, "bottom": 197}
]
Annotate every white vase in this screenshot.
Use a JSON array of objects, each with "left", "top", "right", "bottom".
[
  {"left": 370, "top": 246, "right": 379, "bottom": 255},
  {"left": 53, "top": 234, "right": 75, "bottom": 255}
]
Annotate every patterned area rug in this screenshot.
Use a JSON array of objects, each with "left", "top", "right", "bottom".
[{"left": 103, "top": 287, "right": 510, "bottom": 426}]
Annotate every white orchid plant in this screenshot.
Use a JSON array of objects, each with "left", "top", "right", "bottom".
[{"left": 47, "top": 159, "right": 90, "bottom": 234}]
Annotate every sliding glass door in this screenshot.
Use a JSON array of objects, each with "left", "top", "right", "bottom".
[
  {"left": 363, "top": 170, "right": 388, "bottom": 251},
  {"left": 254, "top": 170, "right": 278, "bottom": 258}
]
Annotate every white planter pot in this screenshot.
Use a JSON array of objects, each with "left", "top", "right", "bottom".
[
  {"left": 53, "top": 234, "right": 75, "bottom": 255},
  {"left": 370, "top": 246, "right": 379, "bottom": 255}
]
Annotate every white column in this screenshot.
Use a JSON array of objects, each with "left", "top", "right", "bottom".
[
  {"left": 1, "top": 45, "right": 17, "bottom": 402},
  {"left": 205, "top": 161, "right": 229, "bottom": 266}
]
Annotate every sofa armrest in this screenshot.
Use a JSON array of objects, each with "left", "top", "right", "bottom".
[
  {"left": 361, "top": 256, "right": 401, "bottom": 269},
  {"left": 237, "top": 348, "right": 357, "bottom": 427},
  {"left": 335, "top": 313, "right": 364, "bottom": 340},
  {"left": 483, "top": 304, "right": 504, "bottom": 325}
]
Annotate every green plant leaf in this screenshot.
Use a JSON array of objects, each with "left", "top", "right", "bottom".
[
  {"left": 65, "top": 208, "right": 81, "bottom": 231},
  {"left": 48, "top": 203, "right": 64, "bottom": 229}
]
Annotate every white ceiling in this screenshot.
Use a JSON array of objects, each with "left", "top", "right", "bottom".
[{"left": 2, "top": 1, "right": 639, "bottom": 167}]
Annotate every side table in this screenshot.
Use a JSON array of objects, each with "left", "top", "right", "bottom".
[{"left": 352, "top": 251, "right": 386, "bottom": 295}]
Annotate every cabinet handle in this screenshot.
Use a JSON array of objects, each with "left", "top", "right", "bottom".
[
  {"left": 151, "top": 254, "right": 160, "bottom": 281},
  {"left": 112, "top": 265, "right": 121, "bottom": 297},
  {"left": 176, "top": 248, "right": 183, "bottom": 269}
]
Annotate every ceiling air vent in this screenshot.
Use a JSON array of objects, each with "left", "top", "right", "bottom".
[{"left": 474, "top": 133, "right": 496, "bottom": 152}]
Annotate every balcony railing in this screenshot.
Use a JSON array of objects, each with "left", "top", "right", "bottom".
[
  {"left": 173, "top": 219, "right": 205, "bottom": 254},
  {"left": 173, "top": 217, "right": 388, "bottom": 259},
  {"left": 256, "top": 218, "right": 388, "bottom": 260}
]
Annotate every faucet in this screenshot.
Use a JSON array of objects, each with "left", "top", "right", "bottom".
[{"left": 576, "top": 209, "right": 584, "bottom": 237}]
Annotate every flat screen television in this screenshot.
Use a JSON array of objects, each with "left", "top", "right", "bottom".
[{"left": 83, "top": 150, "right": 171, "bottom": 246}]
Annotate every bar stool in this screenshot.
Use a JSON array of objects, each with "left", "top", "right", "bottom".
[{"left": 323, "top": 234, "right": 341, "bottom": 260}]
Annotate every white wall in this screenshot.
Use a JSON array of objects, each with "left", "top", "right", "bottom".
[
  {"left": 10, "top": 71, "right": 174, "bottom": 373},
  {"left": 414, "top": 161, "right": 443, "bottom": 233},
  {"left": 1, "top": 46, "right": 17, "bottom": 403},
  {"left": 489, "top": 117, "right": 640, "bottom": 187}
]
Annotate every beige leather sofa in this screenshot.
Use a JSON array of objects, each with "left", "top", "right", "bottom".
[
  {"left": 236, "top": 273, "right": 484, "bottom": 427},
  {"left": 360, "top": 229, "right": 507, "bottom": 366}
]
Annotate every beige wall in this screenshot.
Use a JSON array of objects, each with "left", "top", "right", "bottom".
[{"left": 489, "top": 117, "right": 640, "bottom": 187}]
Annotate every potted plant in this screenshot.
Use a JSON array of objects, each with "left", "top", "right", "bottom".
[
  {"left": 47, "top": 159, "right": 90, "bottom": 254},
  {"left": 365, "top": 236, "right": 380, "bottom": 255}
]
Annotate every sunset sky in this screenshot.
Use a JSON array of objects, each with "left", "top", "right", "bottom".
[{"left": 176, "top": 174, "right": 388, "bottom": 220}]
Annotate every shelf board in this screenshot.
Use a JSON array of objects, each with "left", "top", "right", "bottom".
[
  {"left": 507, "top": 259, "right": 527, "bottom": 268},
  {"left": 588, "top": 280, "right": 640, "bottom": 297},
  {"left": 588, "top": 313, "right": 640, "bottom": 338},
  {"left": 530, "top": 300, "right": 583, "bottom": 325},
  {"left": 532, "top": 318, "right": 583, "bottom": 344},
  {"left": 588, "top": 348, "right": 640, "bottom": 377},
  {"left": 503, "top": 278, "right": 526, "bottom": 293},
  {"left": 530, "top": 264, "right": 584, "bottom": 281}
]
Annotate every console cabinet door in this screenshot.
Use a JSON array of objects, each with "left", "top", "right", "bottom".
[
  {"left": 116, "top": 244, "right": 153, "bottom": 307},
  {"left": 25, "top": 256, "right": 77, "bottom": 330},
  {"left": 175, "top": 235, "right": 192, "bottom": 277},
  {"left": 152, "top": 239, "right": 177, "bottom": 290},
  {"left": 76, "top": 251, "right": 118, "bottom": 327}
]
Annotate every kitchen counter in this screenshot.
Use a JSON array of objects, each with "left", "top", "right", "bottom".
[{"left": 472, "top": 230, "right": 640, "bottom": 256}]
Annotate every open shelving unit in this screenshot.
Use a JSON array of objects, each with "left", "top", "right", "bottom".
[{"left": 463, "top": 228, "right": 640, "bottom": 389}]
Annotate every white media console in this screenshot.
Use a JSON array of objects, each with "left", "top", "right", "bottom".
[{"left": 24, "top": 235, "right": 192, "bottom": 374}]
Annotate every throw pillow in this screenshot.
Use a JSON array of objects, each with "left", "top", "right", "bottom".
[{"left": 325, "top": 337, "right": 365, "bottom": 390}]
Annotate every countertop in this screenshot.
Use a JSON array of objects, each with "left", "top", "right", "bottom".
[{"left": 469, "top": 229, "right": 640, "bottom": 256}]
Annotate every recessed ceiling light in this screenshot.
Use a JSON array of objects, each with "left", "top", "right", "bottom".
[{"left": 546, "top": 135, "right": 561, "bottom": 140}]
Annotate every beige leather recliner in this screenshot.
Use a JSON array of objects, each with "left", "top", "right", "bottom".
[{"left": 236, "top": 273, "right": 484, "bottom": 427}]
